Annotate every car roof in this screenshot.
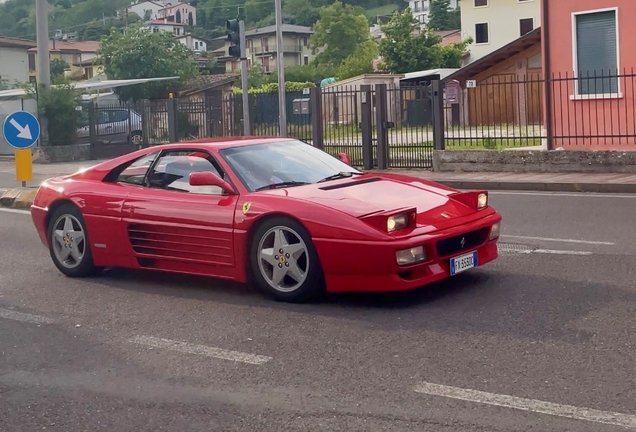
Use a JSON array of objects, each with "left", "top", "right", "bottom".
[{"left": 159, "top": 136, "right": 296, "bottom": 151}]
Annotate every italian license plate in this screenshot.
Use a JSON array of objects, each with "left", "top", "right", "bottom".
[{"left": 450, "top": 251, "right": 478, "bottom": 276}]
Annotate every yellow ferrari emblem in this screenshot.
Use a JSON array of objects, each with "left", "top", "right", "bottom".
[
  {"left": 242, "top": 202, "right": 251, "bottom": 214},
  {"left": 279, "top": 255, "right": 286, "bottom": 264}
]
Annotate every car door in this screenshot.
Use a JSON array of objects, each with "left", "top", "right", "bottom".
[{"left": 120, "top": 149, "right": 240, "bottom": 277}]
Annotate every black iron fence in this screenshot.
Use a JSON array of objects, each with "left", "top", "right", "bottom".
[{"left": 70, "top": 71, "right": 636, "bottom": 167}]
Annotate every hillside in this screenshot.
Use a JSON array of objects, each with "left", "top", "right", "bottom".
[{"left": 0, "top": 0, "right": 400, "bottom": 41}]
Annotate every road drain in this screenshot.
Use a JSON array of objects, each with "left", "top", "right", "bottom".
[{"left": 497, "top": 242, "right": 535, "bottom": 254}]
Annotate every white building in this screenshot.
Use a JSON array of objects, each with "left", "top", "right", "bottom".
[
  {"left": 126, "top": 0, "right": 167, "bottom": 21},
  {"left": 148, "top": 19, "right": 186, "bottom": 36},
  {"left": 0, "top": 37, "right": 35, "bottom": 87},
  {"left": 407, "top": 0, "right": 460, "bottom": 25},
  {"left": 461, "top": 0, "right": 540, "bottom": 65},
  {"left": 176, "top": 34, "right": 207, "bottom": 53}
]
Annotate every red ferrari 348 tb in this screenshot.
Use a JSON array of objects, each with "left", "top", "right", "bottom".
[{"left": 30, "top": 137, "right": 502, "bottom": 302}]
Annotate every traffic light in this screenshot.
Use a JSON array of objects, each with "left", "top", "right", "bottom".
[{"left": 227, "top": 18, "right": 241, "bottom": 58}]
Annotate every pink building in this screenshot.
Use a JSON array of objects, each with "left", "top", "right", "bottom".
[
  {"left": 544, "top": 0, "right": 636, "bottom": 149},
  {"left": 159, "top": 2, "right": 197, "bottom": 26}
]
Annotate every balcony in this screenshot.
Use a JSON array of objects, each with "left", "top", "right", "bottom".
[{"left": 251, "top": 44, "right": 302, "bottom": 55}]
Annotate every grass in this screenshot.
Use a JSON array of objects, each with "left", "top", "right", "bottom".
[
  {"left": 367, "top": 4, "right": 399, "bottom": 17},
  {"left": 444, "top": 138, "right": 544, "bottom": 150}
]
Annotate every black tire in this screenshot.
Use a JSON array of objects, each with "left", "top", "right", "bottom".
[
  {"left": 47, "top": 204, "right": 101, "bottom": 278},
  {"left": 248, "top": 216, "right": 325, "bottom": 303}
]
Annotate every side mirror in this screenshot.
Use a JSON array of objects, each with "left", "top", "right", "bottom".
[
  {"left": 189, "top": 171, "right": 235, "bottom": 194},
  {"left": 338, "top": 153, "right": 351, "bottom": 165}
]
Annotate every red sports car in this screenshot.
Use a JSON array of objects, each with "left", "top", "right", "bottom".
[{"left": 30, "top": 137, "right": 502, "bottom": 302}]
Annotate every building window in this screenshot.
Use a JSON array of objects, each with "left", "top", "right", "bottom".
[
  {"left": 28, "top": 53, "right": 36, "bottom": 71},
  {"left": 574, "top": 9, "right": 618, "bottom": 95},
  {"left": 474, "top": 0, "right": 487, "bottom": 7},
  {"left": 84, "top": 67, "right": 93, "bottom": 79},
  {"left": 475, "top": 23, "right": 489, "bottom": 44},
  {"left": 303, "top": 55, "right": 309, "bottom": 65},
  {"left": 520, "top": 18, "right": 533, "bottom": 36}
]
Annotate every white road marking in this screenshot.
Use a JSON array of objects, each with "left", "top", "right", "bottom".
[
  {"left": 497, "top": 243, "right": 593, "bottom": 256},
  {"left": 491, "top": 191, "right": 636, "bottom": 199},
  {"left": 502, "top": 234, "right": 614, "bottom": 246},
  {"left": 0, "top": 208, "right": 30, "bottom": 215},
  {"left": 0, "top": 308, "right": 54, "bottom": 325},
  {"left": 130, "top": 335, "right": 272, "bottom": 365},
  {"left": 414, "top": 382, "right": 636, "bottom": 429}
]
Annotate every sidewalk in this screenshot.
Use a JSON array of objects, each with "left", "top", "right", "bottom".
[{"left": 2, "top": 159, "right": 636, "bottom": 208}]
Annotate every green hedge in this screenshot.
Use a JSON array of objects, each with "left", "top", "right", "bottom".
[{"left": 233, "top": 81, "right": 315, "bottom": 94}]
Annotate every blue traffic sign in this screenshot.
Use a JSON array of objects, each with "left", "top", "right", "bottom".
[{"left": 2, "top": 111, "right": 41, "bottom": 150}]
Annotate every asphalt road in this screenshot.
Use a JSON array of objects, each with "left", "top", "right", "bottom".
[{"left": 1, "top": 191, "right": 636, "bottom": 431}]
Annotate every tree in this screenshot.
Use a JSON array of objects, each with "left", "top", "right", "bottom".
[
  {"left": 378, "top": 9, "right": 471, "bottom": 74},
  {"left": 283, "top": 0, "right": 320, "bottom": 27},
  {"left": 310, "top": 1, "right": 371, "bottom": 66},
  {"left": 428, "top": 0, "right": 454, "bottom": 31},
  {"left": 50, "top": 58, "right": 69, "bottom": 79},
  {"left": 98, "top": 24, "right": 200, "bottom": 101},
  {"left": 337, "top": 40, "right": 378, "bottom": 80}
]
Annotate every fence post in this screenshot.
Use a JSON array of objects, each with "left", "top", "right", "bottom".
[
  {"left": 375, "top": 84, "right": 389, "bottom": 170},
  {"left": 167, "top": 97, "right": 178, "bottom": 142},
  {"left": 141, "top": 100, "right": 149, "bottom": 147},
  {"left": 360, "top": 84, "right": 373, "bottom": 170},
  {"left": 432, "top": 79, "right": 445, "bottom": 151},
  {"left": 310, "top": 86, "right": 324, "bottom": 150},
  {"left": 87, "top": 101, "right": 96, "bottom": 160}
]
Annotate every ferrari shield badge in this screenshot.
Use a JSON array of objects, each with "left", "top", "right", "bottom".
[{"left": 242, "top": 202, "right": 252, "bottom": 214}]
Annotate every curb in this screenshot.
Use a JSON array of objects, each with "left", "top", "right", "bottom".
[
  {"left": 435, "top": 180, "right": 636, "bottom": 194},
  {"left": 0, "top": 188, "right": 38, "bottom": 209}
]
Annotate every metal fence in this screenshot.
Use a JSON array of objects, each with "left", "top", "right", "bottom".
[
  {"left": 549, "top": 70, "right": 636, "bottom": 148},
  {"left": 52, "top": 71, "right": 636, "bottom": 167},
  {"left": 443, "top": 74, "right": 546, "bottom": 150}
]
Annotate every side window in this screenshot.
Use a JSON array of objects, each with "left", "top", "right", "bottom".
[
  {"left": 147, "top": 150, "right": 227, "bottom": 195},
  {"left": 110, "top": 110, "right": 130, "bottom": 123},
  {"left": 114, "top": 152, "right": 159, "bottom": 185}
]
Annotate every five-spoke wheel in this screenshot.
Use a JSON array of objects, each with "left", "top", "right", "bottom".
[
  {"left": 47, "top": 204, "right": 100, "bottom": 277},
  {"left": 250, "top": 216, "right": 324, "bottom": 302}
]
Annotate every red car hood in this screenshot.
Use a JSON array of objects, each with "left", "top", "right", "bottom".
[{"left": 276, "top": 175, "right": 478, "bottom": 226}]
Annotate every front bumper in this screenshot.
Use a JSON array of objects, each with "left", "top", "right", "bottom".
[{"left": 313, "top": 212, "right": 502, "bottom": 293}]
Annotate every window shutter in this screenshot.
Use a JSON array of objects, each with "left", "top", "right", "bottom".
[{"left": 575, "top": 10, "right": 618, "bottom": 94}]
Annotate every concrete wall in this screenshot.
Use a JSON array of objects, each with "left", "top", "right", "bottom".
[
  {"left": 0, "top": 46, "right": 29, "bottom": 86},
  {"left": 462, "top": 0, "right": 540, "bottom": 65},
  {"left": 433, "top": 149, "right": 636, "bottom": 173},
  {"left": 0, "top": 99, "right": 38, "bottom": 156}
]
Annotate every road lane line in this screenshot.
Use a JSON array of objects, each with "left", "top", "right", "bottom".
[
  {"left": 0, "top": 208, "right": 30, "bottom": 215},
  {"left": 491, "top": 191, "right": 636, "bottom": 199},
  {"left": 0, "top": 308, "right": 54, "bottom": 325},
  {"left": 501, "top": 235, "right": 614, "bottom": 246},
  {"left": 130, "top": 335, "right": 272, "bottom": 365},
  {"left": 414, "top": 382, "right": 636, "bottom": 429}
]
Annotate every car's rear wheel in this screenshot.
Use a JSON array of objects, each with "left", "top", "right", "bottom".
[
  {"left": 249, "top": 216, "right": 325, "bottom": 303},
  {"left": 47, "top": 204, "right": 101, "bottom": 278}
]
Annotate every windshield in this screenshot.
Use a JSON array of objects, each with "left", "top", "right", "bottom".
[{"left": 219, "top": 140, "right": 362, "bottom": 192}]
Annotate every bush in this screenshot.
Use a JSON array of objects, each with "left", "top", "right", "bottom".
[
  {"left": 24, "top": 82, "right": 82, "bottom": 146},
  {"left": 233, "top": 81, "right": 315, "bottom": 94}
]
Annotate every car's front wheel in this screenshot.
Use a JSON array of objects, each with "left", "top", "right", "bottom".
[
  {"left": 249, "top": 216, "right": 325, "bottom": 303},
  {"left": 47, "top": 204, "right": 101, "bottom": 278}
]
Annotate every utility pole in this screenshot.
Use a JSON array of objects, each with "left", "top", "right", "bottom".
[
  {"left": 274, "top": 0, "right": 286, "bottom": 136},
  {"left": 35, "top": 0, "right": 51, "bottom": 91}
]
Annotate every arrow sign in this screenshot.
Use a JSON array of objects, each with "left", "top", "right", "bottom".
[
  {"left": 9, "top": 118, "right": 32, "bottom": 140},
  {"left": 2, "top": 111, "right": 40, "bottom": 150}
]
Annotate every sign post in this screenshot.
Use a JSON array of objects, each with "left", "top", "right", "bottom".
[{"left": 2, "top": 111, "right": 41, "bottom": 187}]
